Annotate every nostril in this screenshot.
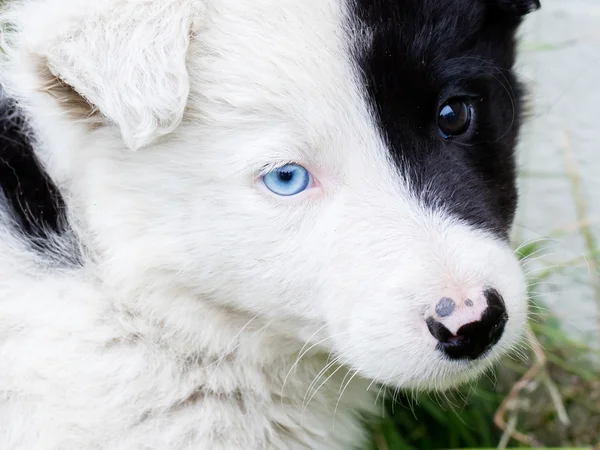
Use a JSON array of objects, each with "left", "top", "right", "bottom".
[
  {"left": 484, "top": 288, "right": 506, "bottom": 313},
  {"left": 426, "top": 317, "right": 453, "bottom": 342},
  {"left": 427, "top": 289, "right": 509, "bottom": 360}
]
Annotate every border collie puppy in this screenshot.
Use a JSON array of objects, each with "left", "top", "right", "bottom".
[{"left": 0, "top": 0, "right": 538, "bottom": 448}]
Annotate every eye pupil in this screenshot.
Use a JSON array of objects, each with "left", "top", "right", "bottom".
[
  {"left": 278, "top": 171, "right": 294, "bottom": 182},
  {"left": 438, "top": 99, "right": 472, "bottom": 138}
]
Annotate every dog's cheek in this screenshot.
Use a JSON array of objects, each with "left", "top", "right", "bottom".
[
  {"left": 169, "top": 188, "right": 330, "bottom": 318},
  {"left": 318, "top": 254, "right": 437, "bottom": 385}
]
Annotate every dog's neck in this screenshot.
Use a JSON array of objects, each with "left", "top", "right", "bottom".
[
  {"left": 96, "top": 279, "right": 378, "bottom": 448},
  {"left": 112, "top": 285, "right": 302, "bottom": 359}
]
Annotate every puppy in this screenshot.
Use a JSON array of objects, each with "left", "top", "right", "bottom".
[{"left": 0, "top": 0, "right": 539, "bottom": 448}]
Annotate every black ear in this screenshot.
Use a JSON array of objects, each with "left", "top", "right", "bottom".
[{"left": 491, "top": 0, "right": 541, "bottom": 15}]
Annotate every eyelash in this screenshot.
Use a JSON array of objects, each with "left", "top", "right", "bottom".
[{"left": 257, "top": 161, "right": 298, "bottom": 178}]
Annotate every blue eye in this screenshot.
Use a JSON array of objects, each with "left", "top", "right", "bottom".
[{"left": 262, "top": 163, "right": 312, "bottom": 196}]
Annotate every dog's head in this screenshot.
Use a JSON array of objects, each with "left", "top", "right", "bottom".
[{"left": 1, "top": 0, "right": 538, "bottom": 390}]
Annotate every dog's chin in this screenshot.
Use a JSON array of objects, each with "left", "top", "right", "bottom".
[
  {"left": 363, "top": 354, "right": 495, "bottom": 393},
  {"left": 409, "top": 362, "right": 491, "bottom": 392}
]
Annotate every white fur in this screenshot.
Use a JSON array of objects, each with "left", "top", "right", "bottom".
[{"left": 0, "top": 0, "right": 529, "bottom": 448}]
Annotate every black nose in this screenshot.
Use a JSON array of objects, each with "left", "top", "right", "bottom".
[{"left": 426, "top": 289, "right": 508, "bottom": 360}]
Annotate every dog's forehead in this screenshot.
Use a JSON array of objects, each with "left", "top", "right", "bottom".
[
  {"left": 193, "top": 1, "right": 358, "bottom": 113},
  {"left": 192, "top": 0, "right": 497, "bottom": 127},
  {"left": 189, "top": 0, "right": 385, "bottom": 170},
  {"left": 191, "top": 0, "right": 504, "bottom": 162},
  {"left": 355, "top": 0, "right": 487, "bottom": 48}
]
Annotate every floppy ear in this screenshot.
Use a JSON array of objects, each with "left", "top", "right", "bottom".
[
  {"left": 39, "top": 1, "right": 198, "bottom": 150},
  {"left": 490, "top": 0, "right": 541, "bottom": 15}
]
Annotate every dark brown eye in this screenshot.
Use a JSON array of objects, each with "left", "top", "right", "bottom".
[{"left": 438, "top": 99, "right": 472, "bottom": 138}]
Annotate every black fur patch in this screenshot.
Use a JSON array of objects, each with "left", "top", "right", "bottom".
[
  {"left": 353, "top": 0, "right": 537, "bottom": 238},
  {"left": 491, "top": 0, "right": 540, "bottom": 16},
  {"left": 0, "top": 89, "right": 68, "bottom": 245}
]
